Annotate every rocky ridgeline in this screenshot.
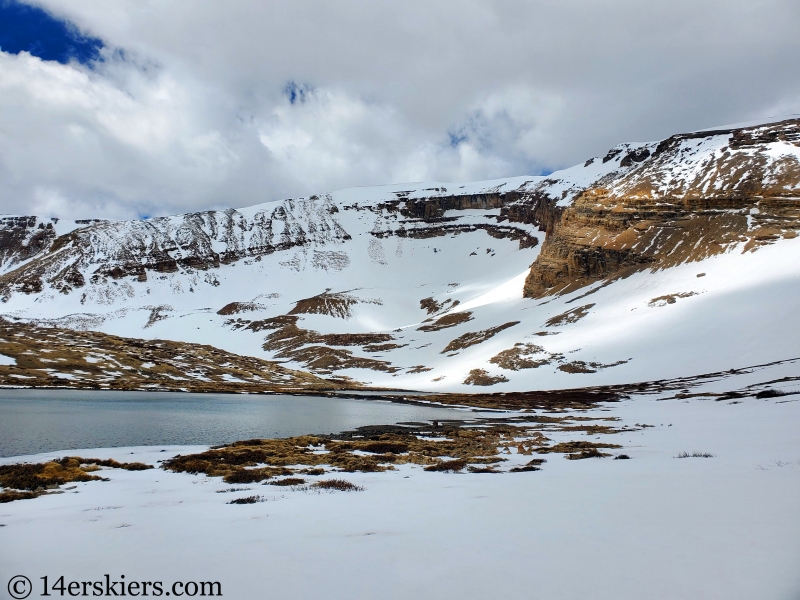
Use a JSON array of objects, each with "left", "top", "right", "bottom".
[
  {"left": 0, "top": 196, "right": 351, "bottom": 300},
  {"left": 0, "top": 216, "right": 58, "bottom": 273},
  {"left": 0, "top": 119, "right": 798, "bottom": 304},
  {"left": 0, "top": 186, "right": 540, "bottom": 303}
]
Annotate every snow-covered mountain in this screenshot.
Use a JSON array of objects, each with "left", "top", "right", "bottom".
[{"left": 1, "top": 118, "right": 799, "bottom": 392}]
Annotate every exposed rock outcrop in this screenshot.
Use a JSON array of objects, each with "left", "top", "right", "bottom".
[{"left": 523, "top": 119, "right": 800, "bottom": 297}]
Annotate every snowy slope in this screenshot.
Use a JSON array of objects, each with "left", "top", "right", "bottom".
[
  {"left": 2, "top": 392, "right": 798, "bottom": 600},
  {"left": 1, "top": 118, "right": 799, "bottom": 391}
]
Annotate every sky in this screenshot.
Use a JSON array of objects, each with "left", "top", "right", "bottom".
[{"left": 0, "top": 0, "right": 799, "bottom": 220}]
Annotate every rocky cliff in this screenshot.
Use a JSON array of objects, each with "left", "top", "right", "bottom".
[{"left": 521, "top": 119, "right": 800, "bottom": 297}]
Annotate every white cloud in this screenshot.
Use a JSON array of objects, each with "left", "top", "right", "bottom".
[
  {"left": 0, "top": 51, "right": 247, "bottom": 219},
  {"left": 1, "top": 0, "right": 799, "bottom": 218}
]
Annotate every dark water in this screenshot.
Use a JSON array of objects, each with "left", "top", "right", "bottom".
[{"left": 0, "top": 389, "right": 474, "bottom": 457}]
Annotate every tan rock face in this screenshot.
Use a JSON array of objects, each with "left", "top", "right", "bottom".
[{"left": 523, "top": 119, "right": 800, "bottom": 298}]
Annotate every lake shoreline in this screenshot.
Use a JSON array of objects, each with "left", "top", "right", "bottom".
[{"left": 1, "top": 394, "right": 798, "bottom": 599}]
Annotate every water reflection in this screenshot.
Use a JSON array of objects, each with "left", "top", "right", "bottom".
[{"left": 0, "top": 389, "right": 477, "bottom": 457}]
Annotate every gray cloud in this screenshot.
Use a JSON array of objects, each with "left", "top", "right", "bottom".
[{"left": 2, "top": 0, "right": 799, "bottom": 219}]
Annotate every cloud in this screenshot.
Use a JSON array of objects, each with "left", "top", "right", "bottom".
[
  {"left": 0, "top": 50, "right": 250, "bottom": 219},
  {"left": 1, "top": 0, "right": 799, "bottom": 218}
]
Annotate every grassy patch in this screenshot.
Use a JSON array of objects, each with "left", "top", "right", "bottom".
[
  {"left": 418, "top": 297, "right": 461, "bottom": 316},
  {"left": 0, "top": 317, "right": 337, "bottom": 393},
  {"left": 312, "top": 479, "right": 363, "bottom": 491},
  {"left": 0, "top": 456, "right": 154, "bottom": 503},
  {"left": 463, "top": 369, "right": 509, "bottom": 386},
  {"left": 228, "top": 495, "right": 264, "bottom": 504},
  {"left": 424, "top": 458, "right": 468, "bottom": 472},
  {"left": 509, "top": 458, "right": 547, "bottom": 472},
  {"left": 164, "top": 416, "right": 628, "bottom": 485},
  {"left": 675, "top": 451, "right": 715, "bottom": 458},
  {"left": 545, "top": 304, "right": 594, "bottom": 327},
  {"left": 418, "top": 311, "right": 473, "bottom": 332},
  {"left": 217, "top": 302, "right": 267, "bottom": 315},
  {"left": 535, "top": 441, "right": 621, "bottom": 459},
  {"left": 442, "top": 322, "right": 520, "bottom": 353},
  {"left": 0, "top": 490, "right": 39, "bottom": 503},
  {"left": 255, "top": 315, "right": 399, "bottom": 373},
  {"left": 467, "top": 465, "right": 501, "bottom": 473},
  {"left": 288, "top": 291, "right": 381, "bottom": 319},
  {"left": 558, "top": 359, "right": 628, "bottom": 374},
  {"left": 489, "top": 343, "right": 551, "bottom": 370},
  {"left": 648, "top": 292, "right": 698, "bottom": 307},
  {"left": 268, "top": 477, "right": 306, "bottom": 486}
]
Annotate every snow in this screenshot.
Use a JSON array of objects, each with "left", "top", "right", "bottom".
[
  {"left": 692, "top": 114, "right": 800, "bottom": 132},
  {"left": 4, "top": 222, "right": 800, "bottom": 393},
  {"left": 1, "top": 395, "right": 798, "bottom": 599},
  {"left": 546, "top": 141, "right": 656, "bottom": 207},
  {"left": 0, "top": 354, "right": 15, "bottom": 366},
  {"left": 2, "top": 120, "right": 800, "bottom": 394},
  {"left": 455, "top": 269, "right": 530, "bottom": 311}
]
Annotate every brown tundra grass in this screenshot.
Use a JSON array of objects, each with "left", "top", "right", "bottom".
[{"left": 312, "top": 479, "right": 364, "bottom": 491}]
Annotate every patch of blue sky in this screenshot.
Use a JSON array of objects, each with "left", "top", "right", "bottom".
[
  {"left": 448, "top": 130, "right": 469, "bottom": 148},
  {"left": 283, "top": 81, "right": 314, "bottom": 105},
  {"left": 0, "top": 0, "right": 103, "bottom": 65}
]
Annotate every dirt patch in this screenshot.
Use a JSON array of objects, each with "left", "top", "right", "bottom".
[
  {"left": 319, "top": 333, "right": 394, "bottom": 346},
  {"left": 545, "top": 304, "right": 595, "bottom": 327},
  {"left": 255, "top": 315, "right": 399, "bottom": 373},
  {"left": 363, "top": 343, "right": 407, "bottom": 352},
  {"left": 489, "top": 343, "right": 556, "bottom": 370},
  {"left": 442, "top": 321, "right": 520, "bottom": 353},
  {"left": 648, "top": 292, "right": 698, "bottom": 307},
  {"left": 289, "top": 291, "right": 381, "bottom": 319},
  {"left": 558, "top": 359, "right": 629, "bottom": 374},
  {"left": 418, "top": 311, "right": 473, "bottom": 332},
  {"left": 463, "top": 369, "right": 509, "bottom": 386},
  {"left": 534, "top": 441, "right": 621, "bottom": 459},
  {"left": 419, "top": 297, "right": 460, "bottom": 315},
  {"left": 217, "top": 302, "right": 268, "bottom": 315},
  {"left": 420, "top": 297, "right": 442, "bottom": 314},
  {"left": 488, "top": 344, "right": 617, "bottom": 372}
]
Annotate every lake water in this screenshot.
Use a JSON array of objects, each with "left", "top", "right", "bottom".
[{"left": 0, "top": 389, "right": 481, "bottom": 458}]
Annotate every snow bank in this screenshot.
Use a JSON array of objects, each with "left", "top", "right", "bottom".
[{"left": 1, "top": 395, "right": 798, "bottom": 599}]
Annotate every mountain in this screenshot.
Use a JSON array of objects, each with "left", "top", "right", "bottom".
[{"left": 1, "top": 118, "right": 799, "bottom": 393}]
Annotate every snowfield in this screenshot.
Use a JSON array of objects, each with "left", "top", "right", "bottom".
[
  {"left": 5, "top": 214, "right": 799, "bottom": 393},
  {"left": 1, "top": 393, "right": 798, "bottom": 600},
  {"left": 2, "top": 119, "right": 799, "bottom": 393}
]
